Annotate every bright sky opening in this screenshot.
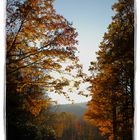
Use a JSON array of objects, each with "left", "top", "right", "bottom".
[{"left": 49, "top": 0, "right": 117, "bottom": 104}]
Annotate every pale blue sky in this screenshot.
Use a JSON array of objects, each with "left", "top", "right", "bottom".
[
  {"left": 54, "top": 0, "right": 117, "bottom": 73},
  {"left": 50, "top": 0, "right": 117, "bottom": 104}
]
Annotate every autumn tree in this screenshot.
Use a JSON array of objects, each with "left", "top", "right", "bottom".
[
  {"left": 6, "top": 0, "right": 82, "bottom": 99},
  {"left": 6, "top": 0, "right": 84, "bottom": 139},
  {"left": 52, "top": 112, "right": 103, "bottom": 140},
  {"left": 85, "top": 0, "right": 134, "bottom": 140}
]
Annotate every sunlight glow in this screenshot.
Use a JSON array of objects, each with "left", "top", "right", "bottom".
[{"left": 51, "top": 0, "right": 116, "bottom": 104}]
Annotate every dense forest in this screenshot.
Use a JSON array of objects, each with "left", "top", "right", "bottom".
[{"left": 6, "top": 0, "right": 134, "bottom": 140}]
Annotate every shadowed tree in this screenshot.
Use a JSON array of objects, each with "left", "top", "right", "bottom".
[
  {"left": 6, "top": 0, "right": 84, "bottom": 139},
  {"left": 85, "top": 0, "right": 134, "bottom": 140}
]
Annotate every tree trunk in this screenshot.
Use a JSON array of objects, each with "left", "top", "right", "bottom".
[
  {"left": 111, "top": 91, "right": 117, "bottom": 140},
  {"left": 112, "top": 105, "right": 117, "bottom": 140}
]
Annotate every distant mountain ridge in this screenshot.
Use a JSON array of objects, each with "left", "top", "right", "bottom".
[{"left": 51, "top": 102, "right": 88, "bottom": 117}]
